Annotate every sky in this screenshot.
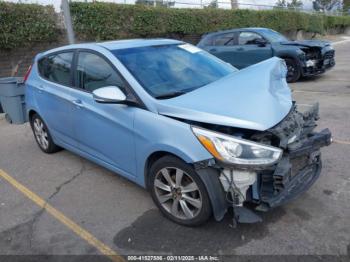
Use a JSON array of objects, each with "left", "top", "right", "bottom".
[{"left": 5, "top": 0, "right": 315, "bottom": 12}]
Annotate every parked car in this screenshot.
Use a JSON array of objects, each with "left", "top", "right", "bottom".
[
  {"left": 25, "top": 39, "right": 331, "bottom": 226},
  {"left": 197, "top": 28, "right": 335, "bottom": 82}
]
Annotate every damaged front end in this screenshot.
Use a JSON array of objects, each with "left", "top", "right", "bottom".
[
  {"left": 299, "top": 46, "right": 335, "bottom": 76},
  {"left": 195, "top": 103, "right": 332, "bottom": 224},
  {"left": 251, "top": 103, "right": 331, "bottom": 210}
]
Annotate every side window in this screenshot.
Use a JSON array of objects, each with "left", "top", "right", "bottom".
[
  {"left": 76, "top": 52, "right": 124, "bottom": 92},
  {"left": 213, "top": 33, "right": 238, "bottom": 46},
  {"left": 38, "top": 52, "right": 74, "bottom": 86},
  {"left": 200, "top": 35, "right": 214, "bottom": 46},
  {"left": 239, "top": 32, "right": 264, "bottom": 45}
]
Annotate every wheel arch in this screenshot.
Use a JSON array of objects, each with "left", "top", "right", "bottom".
[
  {"left": 278, "top": 54, "right": 299, "bottom": 63},
  {"left": 144, "top": 150, "right": 190, "bottom": 189},
  {"left": 143, "top": 150, "right": 227, "bottom": 222},
  {"left": 278, "top": 55, "right": 302, "bottom": 82},
  {"left": 28, "top": 109, "right": 38, "bottom": 123}
]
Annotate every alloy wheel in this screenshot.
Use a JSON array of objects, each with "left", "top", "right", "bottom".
[
  {"left": 153, "top": 167, "right": 202, "bottom": 220},
  {"left": 33, "top": 118, "right": 49, "bottom": 150},
  {"left": 287, "top": 63, "right": 296, "bottom": 80}
]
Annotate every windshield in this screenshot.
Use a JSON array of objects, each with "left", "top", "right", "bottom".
[
  {"left": 112, "top": 44, "right": 236, "bottom": 99},
  {"left": 261, "top": 29, "right": 288, "bottom": 43}
]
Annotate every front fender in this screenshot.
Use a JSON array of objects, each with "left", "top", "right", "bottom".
[
  {"left": 273, "top": 45, "right": 304, "bottom": 63},
  {"left": 134, "top": 109, "right": 213, "bottom": 187}
]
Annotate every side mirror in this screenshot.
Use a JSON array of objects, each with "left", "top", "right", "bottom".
[
  {"left": 255, "top": 38, "right": 268, "bottom": 47},
  {"left": 92, "top": 86, "right": 127, "bottom": 104}
]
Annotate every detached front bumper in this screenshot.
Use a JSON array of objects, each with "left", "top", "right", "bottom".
[{"left": 259, "top": 128, "right": 332, "bottom": 208}]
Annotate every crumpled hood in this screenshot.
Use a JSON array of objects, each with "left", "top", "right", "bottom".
[
  {"left": 156, "top": 57, "right": 292, "bottom": 131},
  {"left": 280, "top": 40, "right": 331, "bottom": 48}
]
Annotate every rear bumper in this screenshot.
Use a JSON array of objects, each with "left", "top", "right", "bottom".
[{"left": 260, "top": 128, "right": 332, "bottom": 208}]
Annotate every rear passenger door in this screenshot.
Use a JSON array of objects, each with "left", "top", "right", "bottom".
[
  {"left": 69, "top": 50, "right": 136, "bottom": 177},
  {"left": 36, "top": 51, "right": 76, "bottom": 147}
]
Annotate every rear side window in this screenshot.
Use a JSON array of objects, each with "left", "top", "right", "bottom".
[
  {"left": 38, "top": 52, "right": 74, "bottom": 86},
  {"left": 76, "top": 52, "right": 124, "bottom": 92},
  {"left": 213, "top": 33, "right": 238, "bottom": 46}
]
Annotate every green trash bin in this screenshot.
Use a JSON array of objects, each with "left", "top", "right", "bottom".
[{"left": 0, "top": 77, "right": 26, "bottom": 124}]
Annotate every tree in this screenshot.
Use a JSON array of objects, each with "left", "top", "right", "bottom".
[
  {"left": 135, "top": 0, "right": 175, "bottom": 8},
  {"left": 275, "top": 0, "right": 303, "bottom": 9},
  {"left": 275, "top": 0, "right": 288, "bottom": 8},
  {"left": 344, "top": 0, "right": 350, "bottom": 12},
  {"left": 312, "top": 0, "right": 342, "bottom": 12},
  {"left": 231, "top": 0, "right": 238, "bottom": 9},
  {"left": 287, "top": 0, "right": 303, "bottom": 9},
  {"left": 206, "top": 0, "right": 218, "bottom": 8}
]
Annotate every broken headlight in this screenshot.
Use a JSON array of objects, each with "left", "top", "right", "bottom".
[{"left": 192, "top": 127, "right": 282, "bottom": 166}]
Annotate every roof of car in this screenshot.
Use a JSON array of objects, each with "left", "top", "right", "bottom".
[
  {"left": 203, "top": 27, "right": 271, "bottom": 37},
  {"left": 38, "top": 38, "right": 183, "bottom": 57},
  {"left": 98, "top": 38, "right": 183, "bottom": 50}
]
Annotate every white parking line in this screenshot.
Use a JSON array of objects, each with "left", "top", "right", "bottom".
[
  {"left": 333, "top": 38, "right": 350, "bottom": 46},
  {"left": 0, "top": 169, "right": 125, "bottom": 262}
]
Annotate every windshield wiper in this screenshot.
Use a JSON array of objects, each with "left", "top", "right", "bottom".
[{"left": 155, "top": 91, "right": 187, "bottom": 99}]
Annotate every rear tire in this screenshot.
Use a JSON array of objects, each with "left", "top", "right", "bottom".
[
  {"left": 30, "top": 113, "right": 61, "bottom": 154},
  {"left": 148, "top": 156, "right": 212, "bottom": 226},
  {"left": 285, "top": 58, "right": 301, "bottom": 83}
]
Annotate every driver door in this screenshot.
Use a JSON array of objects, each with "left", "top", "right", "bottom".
[
  {"left": 235, "top": 31, "right": 273, "bottom": 68},
  {"left": 70, "top": 50, "right": 136, "bottom": 176},
  {"left": 201, "top": 32, "right": 242, "bottom": 68}
]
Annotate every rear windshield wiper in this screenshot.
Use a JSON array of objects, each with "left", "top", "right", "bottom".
[{"left": 155, "top": 91, "right": 187, "bottom": 99}]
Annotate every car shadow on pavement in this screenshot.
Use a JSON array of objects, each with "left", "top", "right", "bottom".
[
  {"left": 113, "top": 207, "right": 286, "bottom": 255},
  {"left": 298, "top": 76, "right": 322, "bottom": 83}
]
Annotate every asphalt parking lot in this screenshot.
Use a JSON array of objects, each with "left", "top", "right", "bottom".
[{"left": 0, "top": 40, "right": 350, "bottom": 260}]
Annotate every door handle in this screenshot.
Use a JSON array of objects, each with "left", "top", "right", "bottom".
[
  {"left": 237, "top": 47, "right": 244, "bottom": 51},
  {"left": 209, "top": 48, "right": 217, "bottom": 52},
  {"left": 71, "top": 99, "right": 84, "bottom": 108}
]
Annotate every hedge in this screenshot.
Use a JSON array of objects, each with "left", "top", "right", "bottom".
[
  {"left": 325, "top": 15, "right": 350, "bottom": 30},
  {"left": 70, "top": 2, "right": 350, "bottom": 42},
  {"left": 1, "top": 2, "right": 350, "bottom": 50},
  {"left": 0, "top": 2, "right": 58, "bottom": 50}
]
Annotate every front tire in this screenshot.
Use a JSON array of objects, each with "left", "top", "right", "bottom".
[
  {"left": 149, "top": 156, "right": 212, "bottom": 226},
  {"left": 30, "top": 114, "right": 61, "bottom": 154},
  {"left": 285, "top": 58, "right": 301, "bottom": 83}
]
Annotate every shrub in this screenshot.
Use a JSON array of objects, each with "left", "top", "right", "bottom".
[
  {"left": 324, "top": 15, "right": 350, "bottom": 30},
  {"left": 70, "top": 2, "right": 332, "bottom": 41},
  {"left": 1, "top": 2, "right": 350, "bottom": 50},
  {"left": 0, "top": 2, "right": 58, "bottom": 50}
]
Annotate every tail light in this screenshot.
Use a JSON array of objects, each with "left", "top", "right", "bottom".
[{"left": 23, "top": 65, "right": 32, "bottom": 83}]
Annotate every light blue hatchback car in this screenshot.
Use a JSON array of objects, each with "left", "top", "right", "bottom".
[{"left": 25, "top": 39, "right": 332, "bottom": 226}]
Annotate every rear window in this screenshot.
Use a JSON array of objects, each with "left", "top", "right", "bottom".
[{"left": 38, "top": 52, "right": 74, "bottom": 86}]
